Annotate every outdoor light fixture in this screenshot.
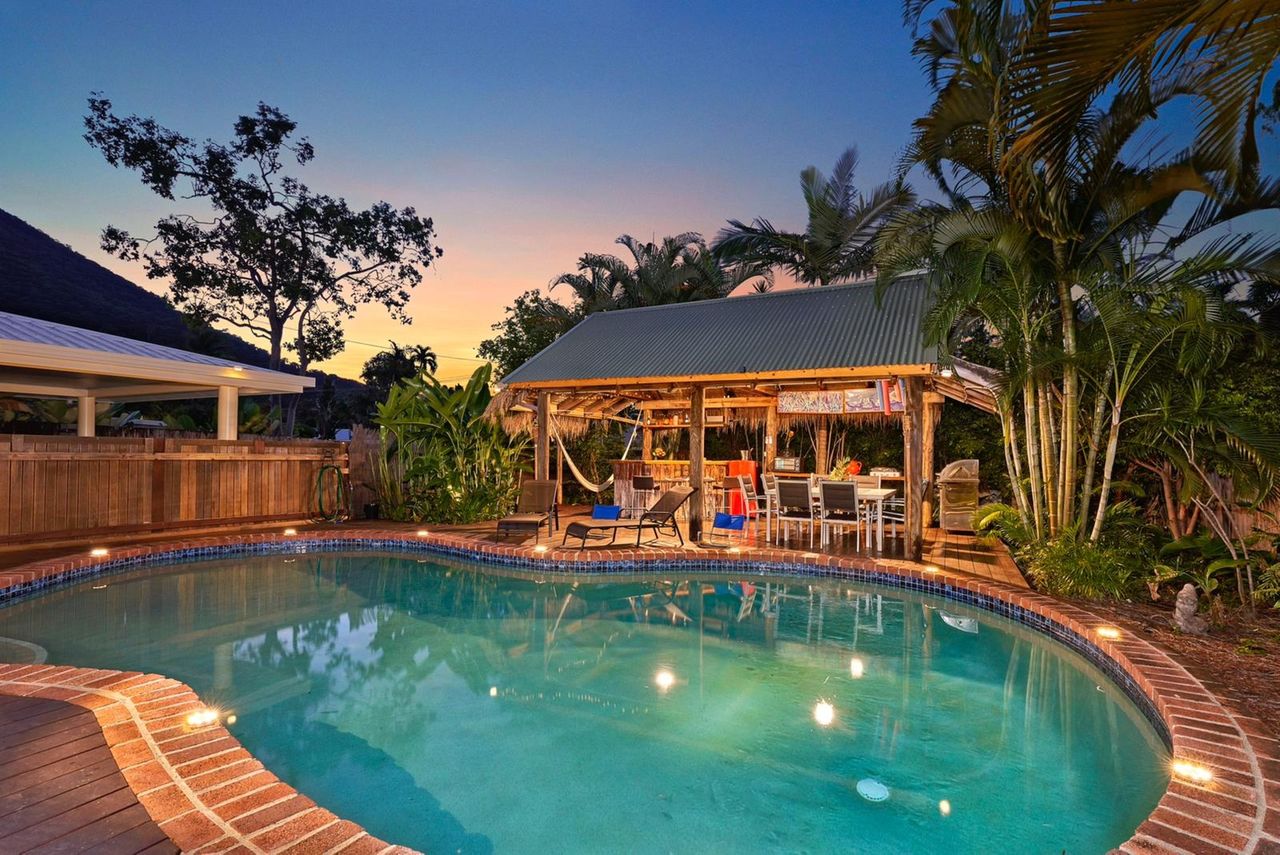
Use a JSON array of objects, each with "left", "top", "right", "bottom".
[
  {"left": 1171, "top": 760, "right": 1213, "bottom": 783},
  {"left": 90, "top": 547, "right": 109, "bottom": 557},
  {"left": 283, "top": 528, "right": 297, "bottom": 536},
  {"left": 849, "top": 657, "right": 865, "bottom": 679},
  {"left": 226, "top": 714, "right": 237, "bottom": 725},
  {"left": 940, "top": 367, "right": 954, "bottom": 378},
  {"left": 813, "top": 701, "right": 835, "bottom": 727},
  {"left": 939, "top": 799, "right": 952, "bottom": 816},
  {"left": 1096, "top": 626, "right": 1122, "bottom": 640},
  {"left": 417, "top": 530, "right": 429, "bottom": 537},
  {"left": 923, "top": 565, "right": 941, "bottom": 574},
  {"left": 185, "top": 707, "right": 220, "bottom": 728},
  {"left": 533, "top": 544, "right": 548, "bottom": 553}
]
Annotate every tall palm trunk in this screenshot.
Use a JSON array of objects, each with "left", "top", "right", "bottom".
[
  {"left": 1077, "top": 375, "right": 1111, "bottom": 533},
  {"left": 1023, "top": 377, "right": 1045, "bottom": 538},
  {"left": 1054, "top": 242, "right": 1079, "bottom": 534},
  {"left": 1038, "top": 382, "right": 1059, "bottom": 536},
  {"left": 1001, "top": 405, "right": 1032, "bottom": 522},
  {"left": 1090, "top": 405, "right": 1122, "bottom": 543}
]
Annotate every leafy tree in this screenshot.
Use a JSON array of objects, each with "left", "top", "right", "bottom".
[
  {"left": 360, "top": 341, "right": 439, "bottom": 401},
  {"left": 82, "top": 94, "right": 443, "bottom": 434},
  {"left": 713, "top": 147, "right": 913, "bottom": 286},
  {"left": 478, "top": 290, "right": 574, "bottom": 378}
]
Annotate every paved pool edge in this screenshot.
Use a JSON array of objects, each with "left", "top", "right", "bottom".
[{"left": 0, "top": 529, "right": 1275, "bottom": 855}]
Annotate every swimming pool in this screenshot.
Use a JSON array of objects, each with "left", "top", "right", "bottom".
[{"left": 0, "top": 551, "right": 1169, "bottom": 853}]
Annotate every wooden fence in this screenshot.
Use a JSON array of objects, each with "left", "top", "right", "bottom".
[{"left": 0, "top": 435, "right": 347, "bottom": 544}]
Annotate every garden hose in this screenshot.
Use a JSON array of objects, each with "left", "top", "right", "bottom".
[{"left": 313, "top": 462, "right": 352, "bottom": 523}]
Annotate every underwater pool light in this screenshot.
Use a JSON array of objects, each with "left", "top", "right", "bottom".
[
  {"left": 938, "top": 799, "right": 951, "bottom": 816},
  {"left": 849, "top": 657, "right": 865, "bottom": 679},
  {"left": 813, "top": 701, "right": 835, "bottom": 727},
  {"left": 654, "top": 669, "right": 675, "bottom": 691},
  {"left": 489, "top": 686, "right": 499, "bottom": 697}
]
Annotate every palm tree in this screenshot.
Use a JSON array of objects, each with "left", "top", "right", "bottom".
[
  {"left": 713, "top": 147, "right": 914, "bottom": 286},
  {"left": 1005, "top": 0, "right": 1280, "bottom": 200},
  {"left": 884, "top": 0, "right": 1280, "bottom": 542},
  {"left": 361, "top": 340, "right": 439, "bottom": 402},
  {"left": 548, "top": 232, "right": 769, "bottom": 314}
]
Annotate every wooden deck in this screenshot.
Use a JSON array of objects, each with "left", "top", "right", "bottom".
[
  {"left": 432, "top": 506, "right": 1028, "bottom": 588},
  {"left": 0, "top": 695, "right": 176, "bottom": 854}
]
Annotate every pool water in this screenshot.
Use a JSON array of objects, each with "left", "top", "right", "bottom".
[{"left": 0, "top": 552, "right": 1169, "bottom": 854}]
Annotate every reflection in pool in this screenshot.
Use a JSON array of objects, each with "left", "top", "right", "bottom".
[{"left": 0, "top": 552, "right": 1169, "bottom": 854}]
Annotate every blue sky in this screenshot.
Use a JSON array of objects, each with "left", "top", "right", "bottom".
[
  {"left": 1, "top": 2, "right": 1274, "bottom": 380},
  {"left": 0, "top": 1, "right": 930, "bottom": 379}
]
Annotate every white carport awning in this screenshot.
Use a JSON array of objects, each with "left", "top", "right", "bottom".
[{"left": 0, "top": 311, "right": 313, "bottom": 402}]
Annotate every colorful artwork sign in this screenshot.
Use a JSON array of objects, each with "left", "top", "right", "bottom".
[{"left": 777, "top": 390, "right": 845, "bottom": 414}]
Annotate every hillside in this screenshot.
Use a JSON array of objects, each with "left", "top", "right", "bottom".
[
  {"left": 0, "top": 209, "right": 365, "bottom": 397},
  {"left": 0, "top": 208, "right": 275, "bottom": 364}
]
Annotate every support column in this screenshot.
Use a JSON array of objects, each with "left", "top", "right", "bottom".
[
  {"left": 921, "top": 391, "right": 944, "bottom": 529},
  {"left": 641, "top": 426, "right": 653, "bottom": 461},
  {"left": 688, "top": 385, "right": 705, "bottom": 543},
  {"left": 535, "top": 391, "right": 551, "bottom": 480},
  {"left": 815, "top": 414, "right": 830, "bottom": 475},
  {"left": 76, "top": 395, "right": 96, "bottom": 437},
  {"left": 902, "top": 377, "right": 925, "bottom": 560},
  {"left": 763, "top": 403, "right": 778, "bottom": 473},
  {"left": 216, "top": 386, "right": 239, "bottom": 441}
]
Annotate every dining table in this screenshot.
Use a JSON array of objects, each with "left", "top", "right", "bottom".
[{"left": 794, "top": 479, "right": 898, "bottom": 552}]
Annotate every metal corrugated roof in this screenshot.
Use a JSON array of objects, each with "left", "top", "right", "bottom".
[
  {"left": 500, "top": 276, "right": 936, "bottom": 386},
  {"left": 0, "top": 311, "right": 246, "bottom": 368}
]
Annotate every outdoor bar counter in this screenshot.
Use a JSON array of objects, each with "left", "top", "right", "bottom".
[{"left": 613, "top": 459, "right": 736, "bottom": 518}]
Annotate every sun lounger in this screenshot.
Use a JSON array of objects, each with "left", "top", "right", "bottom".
[
  {"left": 496, "top": 480, "right": 558, "bottom": 541},
  {"left": 562, "top": 486, "right": 698, "bottom": 548}
]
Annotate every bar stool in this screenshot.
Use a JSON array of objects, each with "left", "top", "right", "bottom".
[{"left": 629, "top": 475, "right": 658, "bottom": 518}]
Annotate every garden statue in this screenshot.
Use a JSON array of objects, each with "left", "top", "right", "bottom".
[{"left": 1173, "top": 583, "right": 1208, "bottom": 635}]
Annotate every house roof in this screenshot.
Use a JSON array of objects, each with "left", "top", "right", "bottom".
[
  {"left": 0, "top": 311, "right": 314, "bottom": 401},
  {"left": 500, "top": 276, "right": 937, "bottom": 389}
]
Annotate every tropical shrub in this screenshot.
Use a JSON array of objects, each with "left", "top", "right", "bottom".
[
  {"left": 373, "top": 364, "right": 527, "bottom": 524},
  {"left": 1021, "top": 536, "right": 1149, "bottom": 600}
]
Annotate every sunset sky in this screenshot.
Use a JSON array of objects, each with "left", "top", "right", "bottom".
[{"left": 0, "top": 1, "right": 930, "bottom": 382}]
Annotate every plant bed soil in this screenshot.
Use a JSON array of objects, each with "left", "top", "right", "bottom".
[{"left": 1072, "top": 596, "right": 1280, "bottom": 739}]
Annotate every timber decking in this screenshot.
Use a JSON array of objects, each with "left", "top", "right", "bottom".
[{"left": 0, "top": 695, "right": 175, "bottom": 854}]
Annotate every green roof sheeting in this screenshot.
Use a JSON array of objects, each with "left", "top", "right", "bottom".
[{"left": 500, "top": 276, "right": 936, "bottom": 386}]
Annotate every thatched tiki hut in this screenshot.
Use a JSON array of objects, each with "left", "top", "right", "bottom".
[{"left": 485, "top": 277, "right": 996, "bottom": 558}]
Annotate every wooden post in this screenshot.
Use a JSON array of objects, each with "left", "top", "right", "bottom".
[
  {"left": 535, "top": 391, "right": 551, "bottom": 480},
  {"left": 763, "top": 403, "right": 778, "bottom": 473},
  {"left": 76, "top": 395, "right": 96, "bottom": 437},
  {"left": 921, "top": 391, "right": 944, "bottom": 529},
  {"left": 216, "top": 386, "right": 239, "bottom": 441},
  {"left": 688, "top": 385, "right": 705, "bottom": 543},
  {"left": 902, "top": 377, "right": 925, "bottom": 560},
  {"left": 641, "top": 426, "right": 653, "bottom": 461},
  {"left": 815, "top": 414, "right": 829, "bottom": 475}
]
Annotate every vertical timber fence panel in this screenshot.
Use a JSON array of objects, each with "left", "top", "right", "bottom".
[{"left": 0, "top": 435, "right": 347, "bottom": 543}]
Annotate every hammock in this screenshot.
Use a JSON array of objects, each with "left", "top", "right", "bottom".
[{"left": 551, "top": 416, "right": 640, "bottom": 494}]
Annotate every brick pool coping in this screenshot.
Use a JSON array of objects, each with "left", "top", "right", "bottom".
[{"left": 0, "top": 529, "right": 1275, "bottom": 854}]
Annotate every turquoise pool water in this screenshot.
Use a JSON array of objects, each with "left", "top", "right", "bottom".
[{"left": 0, "top": 552, "right": 1169, "bottom": 853}]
